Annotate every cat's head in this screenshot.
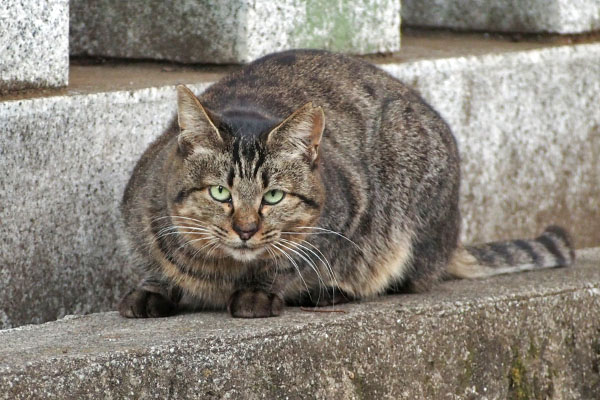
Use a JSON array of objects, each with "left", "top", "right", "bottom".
[{"left": 167, "top": 85, "right": 325, "bottom": 262}]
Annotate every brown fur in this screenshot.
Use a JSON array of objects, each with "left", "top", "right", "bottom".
[{"left": 118, "top": 50, "right": 574, "bottom": 319}]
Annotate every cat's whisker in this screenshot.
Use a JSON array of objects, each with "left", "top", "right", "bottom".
[
  {"left": 176, "top": 236, "right": 214, "bottom": 253},
  {"left": 283, "top": 238, "right": 338, "bottom": 289},
  {"left": 301, "top": 240, "right": 335, "bottom": 276},
  {"left": 280, "top": 231, "right": 364, "bottom": 255},
  {"left": 154, "top": 215, "right": 213, "bottom": 232},
  {"left": 153, "top": 224, "right": 185, "bottom": 238},
  {"left": 301, "top": 239, "right": 341, "bottom": 305},
  {"left": 271, "top": 242, "right": 311, "bottom": 298},
  {"left": 278, "top": 240, "right": 326, "bottom": 303},
  {"left": 213, "top": 225, "right": 228, "bottom": 235},
  {"left": 194, "top": 239, "right": 218, "bottom": 256},
  {"left": 175, "top": 225, "right": 212, "bottom": 233},
  {"left": 151, "top": 215, "right": 202, "bottom": 227},
  {"left": 194, "top": 240, "right": 219, "bottom": 268},
  {"left": 279, "top": 239, "right": 326, "bottom": 289},
  {"left": 156, "top": 230, "right": 212, "bottom": 241},
  {"left": 169, "top": 222, "right": 212, "bottom": 233},
  {"left": 152, "top": 218, "right": 211, "bottom": 238},
  {"left": 266, "top": 246, "right": 280, "bottom": 291},
  {"left": 164, "top": 215, "right": 209, "bottom": 226},
  {"left": 205, "top": 241, "right": 221, "bottom": 260},
  {"left": 262, "top": 231, "right": 278, "bottom": 242},
  {"left": 296, "top": 226, "right": 363, "bottom": 252}
]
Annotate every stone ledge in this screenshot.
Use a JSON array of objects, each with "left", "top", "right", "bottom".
[
  {"left": 1, "top": 34, "right": 599, "bottom": 329},
  {"left": 69, "top": 0, "right": 401, "bottom": 63},
  {"left": 402, "top": 0, "right": 600, "bottom": 34},
  {"left": 1, "top": 248, "right": 599, "bottom": 399}
]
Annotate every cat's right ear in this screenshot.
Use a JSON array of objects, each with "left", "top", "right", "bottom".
[{"left": 176, "top": 85, "right": 223, "bottom": 156}]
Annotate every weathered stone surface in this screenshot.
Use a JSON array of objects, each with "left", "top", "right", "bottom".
[
  {"left": 70, "top": 0, "right": 401, "bottom": 63},
  {"left": 0, "top": 0, "right": 68, "bottom": 92},
  {"left": 1, "top": 248, "right": 599, "bottom": 399},
  {"left": 380, "top": 41, "right": 600, "bottom": 247},
  {"left": 2, "top": 35, "right": 599, "bottom": 329},
  {"left": 402, "top": 0, "right": 600, "bottom": 34}
]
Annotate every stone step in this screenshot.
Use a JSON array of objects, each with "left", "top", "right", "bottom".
[
  {"left": 1, "top": 31, "right": 599, "bottom": 329},
  {"left": 402, "top": 0, "right": 600, "bottom": 34},
  {"left": 1, "top": 247, "right": 599, "bottom": 399},
  {"left": 0, "top": 0, "right": 69, "bottom": 92},
  {"left": 69, "top": 0, "right": 401, "bottom": 63}
]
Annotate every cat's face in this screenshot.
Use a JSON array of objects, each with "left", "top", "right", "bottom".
[{"left": 168, "top": 85, "right": 325, "bottom": 262}]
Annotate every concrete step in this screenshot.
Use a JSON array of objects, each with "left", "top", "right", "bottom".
[
  {"left": 69, "top": 0, "right": 401, "bottom": 63},
  {"left": 0, "top": 0, "right": 68, "bottom": 92},
  {"left": 1, "top": 31, "right": 599, "bottom": 329},
  {"left": 1, "top": 247, "right": 599, "bottom": 399},
  {"left": 402, "top": 0, "right": 600, "bottom": 34}
]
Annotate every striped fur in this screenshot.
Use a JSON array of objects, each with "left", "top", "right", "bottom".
[
  {"left": 448, "top": 226, "right": 575, "bottom": 279},
  {"left": 118, "top": 50, "right": 574, "bottom": 319}
]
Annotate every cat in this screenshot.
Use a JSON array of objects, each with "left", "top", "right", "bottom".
[{"left": 118, "top": 49, "right": 575, "bottom": 319}]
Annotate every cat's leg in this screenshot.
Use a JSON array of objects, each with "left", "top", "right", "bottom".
[
  {"left": 118, "top": 277, "right": 182, "bottom": 318},
  {"left": 390, "top": 219, "right": 459, "bottom": 294}
]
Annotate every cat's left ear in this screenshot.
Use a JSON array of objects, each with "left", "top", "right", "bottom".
[{"left": 265, "top": 102, "right": 324, "bottom": 164}]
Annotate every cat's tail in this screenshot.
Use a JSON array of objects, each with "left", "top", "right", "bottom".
[{"left": 447, "top": 225, "right": 575, "bottom": 279}]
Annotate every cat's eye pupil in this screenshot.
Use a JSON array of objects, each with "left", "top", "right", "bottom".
[
  {"left": 263, "top": 189, "right": 284, "bottom": 205},
  {"left": 209, "top": 185, "right": 231, "bottom": 202}
]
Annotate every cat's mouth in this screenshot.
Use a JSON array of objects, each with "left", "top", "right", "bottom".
[{"left": 225, "top": 243, "right": 267, "bottom": 261}]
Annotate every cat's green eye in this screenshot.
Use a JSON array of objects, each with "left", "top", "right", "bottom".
[
  {"left": 263, "top": 189, "right": 285, "bottom": 205},
  {"left": 209, "top": 185, "right": 231, "bottom": 202}
]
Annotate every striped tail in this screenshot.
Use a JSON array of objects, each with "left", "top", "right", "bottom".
[{"left": 448, "top": 225, "right": 575, "bottom": 279}]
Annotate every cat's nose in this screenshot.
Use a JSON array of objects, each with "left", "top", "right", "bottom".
[{"left": 233, "top": 221, "right": 259, "bottom": 241}]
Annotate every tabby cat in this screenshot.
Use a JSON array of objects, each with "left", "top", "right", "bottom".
[{"left": 118, "top": 50, "right": 574, "bottom": 318}]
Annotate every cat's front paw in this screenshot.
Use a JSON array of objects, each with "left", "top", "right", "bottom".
[
  {"left": 227, "top": 289, "right": 283, "bottom": 318},
  {"left": 118, "top": 287, "right": 178, "bottom": 318}
]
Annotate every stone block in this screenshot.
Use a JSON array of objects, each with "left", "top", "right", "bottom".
[
  {"left": 380, "top": 42, "right": 600, "bottom": 246},
  {"left": 69, "top": 0, "right": 401, "bottom": 63},
  {"left": 1, "top": 248, "right": 599, "bottom": 398},
  {"left": 402, "top": 0, "right": 600, "bottom": 34},
  {"left": 0, "top": 0, "right": 69, "bottom": 92}
]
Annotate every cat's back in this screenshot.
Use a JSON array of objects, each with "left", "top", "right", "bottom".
[{"left": 198, "top": 49, "right": 411, "bottom": 119}]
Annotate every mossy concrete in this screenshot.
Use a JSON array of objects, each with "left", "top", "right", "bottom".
[
  {"left": 1, "top": 248, "right": 600, "bottom": 399},
  {"left": 70, "top": 0, "right": 401, "bottom": 63}
]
